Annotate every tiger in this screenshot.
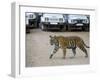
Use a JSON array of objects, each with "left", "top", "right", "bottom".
[{"left": 49, "top": 35, "right": 89, "bottom": 59}]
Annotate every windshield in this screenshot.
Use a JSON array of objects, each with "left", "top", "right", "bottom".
[
  {"left": 68, "top": 14, "right": 87, "bottom": 19},
  {"left": 43, "top": 13, "right": 63, "bottom": 18}
]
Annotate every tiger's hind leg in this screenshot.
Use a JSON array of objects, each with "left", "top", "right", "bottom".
[
  {"left": 72, "top": 48, "right": 76, "bottom": 57},
  {"left": 62, "top": 48, "right": 66, "bottom": 59},
  {"left": 78, "top": 45, "right": 88, "bottom": 58}
]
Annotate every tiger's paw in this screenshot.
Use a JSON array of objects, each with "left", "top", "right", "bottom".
[
  {"left": 70, "top": 56, "right": 75, "bottom": 59},
  {"left": 49, "top": 54, "right": 53, "bottom": 59},
  {"left": 85, "top": 55, "right": 88, "bottom": 58},
  {"left": 62, "top": 57, "right": 66, "bottom": 59}
]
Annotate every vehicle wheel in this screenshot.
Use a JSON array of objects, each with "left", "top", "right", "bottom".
[
  {"left": 40, "top": 24, "right": 46, "bottom": 31},
  {"left": 60, "top": 25, "right": 67, "bottom": 32},
  {"left": 26, "top": 25, "right": 30, "bottom": 33},
  {"left": 82, "top": 26, "right": 85, "bottom": 31},
  {"left": 26, "top": 29, "right": 30, "bottom": 33},
  {"left": 66, "top": 25, "right": 68, "bottom": 31},
  {"left": 62, "top": 25, "right": 67, "bottom": 31},
  {"left": 68, "top": 25, "right": 71, "bottom": 31},
  {"left": 82, "top": 26, "right": 87, "bottom": 31},
  {"left": 85, "top": 26, "right": 89, "bottom": 31},
  {"left": 59, "top": 27, "right": 63, "bottom": 31}
]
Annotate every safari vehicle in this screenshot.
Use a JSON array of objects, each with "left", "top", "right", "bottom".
[
  {"left": 25, "top": 13, "right": 38, "bottom": 29},
  {"left": 67, "top": 14, "right": 89, "bottom": 31},
  {"left": 40, "top": 13, "right": 66, "bottom": 31}
]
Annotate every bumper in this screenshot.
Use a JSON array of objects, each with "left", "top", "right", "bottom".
[
  {"left": 68, "top": 23, "right": 89, "bottom": 28},
  {"left": 42, "top": 22, "right": 66, "bottom": 29},
  {"left": 42, "top": 22, "right": 66, "bottom": 25}
]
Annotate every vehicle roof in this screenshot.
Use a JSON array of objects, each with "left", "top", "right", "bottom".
[
  {"left": 68, "top": 14, "right": 88, "bottom": 19},
  {"left": 26, "top": 13, "right": 36, "bottom": 19},
  {"left": 43, "top": 13, "right": 63, "bottom": 18},
  {"left": 26, "top": 13, "right": 36, "bottom": 15}
]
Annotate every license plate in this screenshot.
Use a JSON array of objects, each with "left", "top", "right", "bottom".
[
  {"left": 50, "top": 22, "right": 58, "bottom": 24},
  {"left": 76, "top": 24, "right": 83, "bottom": 26}
]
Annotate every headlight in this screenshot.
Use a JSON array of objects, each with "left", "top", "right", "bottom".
[
  {"left": 71, "top": 20, "right": 77, "bottom": 23},
  {"left": 82, "top": 20, "right": 89, "bottom": 23},
  {"left": 29, "top": 15, "right": 33, "bottom": 18},
  {"left": 59, "top": 18, "right": 63, "bottom": 22},
  {"left": 45, "top": 17, "right": 49, "bottom": 21}
]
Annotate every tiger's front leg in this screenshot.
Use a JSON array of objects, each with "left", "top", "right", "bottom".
[
  {"left": 49, "top": 46, "right": 59, "bottom": 59},
  {"left": 72, "top": 48, "right": 76, "bottom": 57},
  {"left": 62, "top": 48, "right": 66, "bottom": 59}
]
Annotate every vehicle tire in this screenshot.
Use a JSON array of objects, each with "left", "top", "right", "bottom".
[
  {"left": 85, "top": 26, "right": 89, "bottom": 31},
  {"left": 26, "top": 25, "right": 30, "bottom": 33},
  {"left": 68, "top": 24, "right": 71, "bottom": 31},
  {"left": 40, "top": 24, "right": 46, "bottom": 31},
  {"left": 59, "top": 26, "right": 63, "bottom": 31},
  {"left": 82, "top": 26, "right": 85, "bottom": 31},
  {"left": 66, "top": 24, "right": 68, "bottom": 31},
  {"left": 82, "top": 26, "right": 87, "bottom": 31},
  {"left": 62, "top": 25, "right": 67, "bottom": 31}
]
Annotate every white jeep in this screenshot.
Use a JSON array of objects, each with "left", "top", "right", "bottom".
[{"left": 40, "top": 13, "right": 66, "bottom": 31}]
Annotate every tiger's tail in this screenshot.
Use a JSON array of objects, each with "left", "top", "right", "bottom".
[{"left": 83, "top": 41, "right": 90, "bottom": 48}]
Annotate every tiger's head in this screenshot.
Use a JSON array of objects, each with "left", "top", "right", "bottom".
[{"left": 49, "top": 35, "right": 58, "bottom": 45}]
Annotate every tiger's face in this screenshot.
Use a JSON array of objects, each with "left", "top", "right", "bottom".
[{"left": 49, "top": 35, "right": 57, "bottom": 45}]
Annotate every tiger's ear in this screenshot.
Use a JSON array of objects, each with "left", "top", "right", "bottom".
[
  {"left": 49, "top": 35, "right": 52, "bottom": 38},
  {"left": 54, "top": 35, "right": 56, "bottom": 38}
]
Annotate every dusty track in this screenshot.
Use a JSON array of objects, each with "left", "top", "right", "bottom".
[{"left": 26, "top": 29, "right": 90, "bottom": 67}]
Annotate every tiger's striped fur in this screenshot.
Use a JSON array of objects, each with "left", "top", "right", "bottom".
[{"left": 49, "top": 35, "right": 89, "bottom": 59}]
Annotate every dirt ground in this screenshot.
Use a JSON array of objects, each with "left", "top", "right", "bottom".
[{"left": 26, "top": 29, "right": 90, "bottom": 67}]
